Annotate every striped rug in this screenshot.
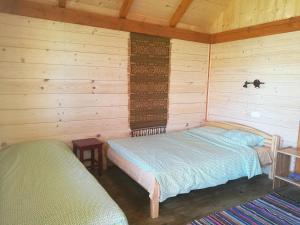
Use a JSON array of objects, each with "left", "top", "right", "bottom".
[{"left": 189, "top": 193, "right": 300, "bottom": 225}]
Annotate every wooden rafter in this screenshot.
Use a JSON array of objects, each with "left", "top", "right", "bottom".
[
  {"left": 3, "top": 0, "right": 300, "bottom": 44},
  {"left": 58, "top": 0, "right": 67, "bottom": 8},
  {"left": 1, "top": 0, "right": 210, "bottom": 43},
  {"left": 169, "top": 0, "right": 193, "bottom": 27},
  {"left": 0, "top": 0, "right": 18, "bottom": 11},
  {"left": 119, "top": 0, "right": 134, "bottom": 18},
  {"left": 211, "top": 16, "right": 300, "bottom": 43}
]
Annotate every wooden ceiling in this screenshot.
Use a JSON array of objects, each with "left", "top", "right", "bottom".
[
  {"left": 1, "top": 0, "right": 300, "bottom": 44},
  {"left": 30, "top": 0, "right": 231, "bottom": 33}
]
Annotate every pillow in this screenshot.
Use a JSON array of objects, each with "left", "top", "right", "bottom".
[{"left": 223, "top": 129, "right": 264, "bottom": 147}]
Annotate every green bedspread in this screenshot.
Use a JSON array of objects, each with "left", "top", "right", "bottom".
[{"left": 0, "top": 140, "right": 128, "bottom": 225}]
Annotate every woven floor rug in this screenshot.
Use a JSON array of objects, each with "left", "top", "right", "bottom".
[{"left": 188, "top": 193, "right": 300, "bottom": 225}]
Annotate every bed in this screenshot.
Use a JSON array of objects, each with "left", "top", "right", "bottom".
[
  {"left": 105, "top": 121, "right": 280, "bottom": 218},
  {"left": 0, "top": 140, "right": 128, "bottom": 225}
]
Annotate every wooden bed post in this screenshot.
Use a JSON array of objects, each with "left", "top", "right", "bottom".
[
  {"left": 150, "top": 181, "right": 160, "bottom": 218},
  {"left": 270, "top": 135, "right": 280, "bottom": 179}
]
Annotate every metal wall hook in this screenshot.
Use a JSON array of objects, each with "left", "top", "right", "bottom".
[{"left": 243, "top": 79, "right": 265, "bottom": 88}]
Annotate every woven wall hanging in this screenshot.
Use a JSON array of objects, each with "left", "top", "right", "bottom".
[{"left": 129, "top": 33, "right": 170, "bottom": 137}]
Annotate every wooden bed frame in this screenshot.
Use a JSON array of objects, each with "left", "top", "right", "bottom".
[{"left": 104, "top": 121, "right": 281, "bottom": 219}]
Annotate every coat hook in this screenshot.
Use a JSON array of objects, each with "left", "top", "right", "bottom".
[{"left": 243, "top": 79, "right": 265, "bottom": 88}]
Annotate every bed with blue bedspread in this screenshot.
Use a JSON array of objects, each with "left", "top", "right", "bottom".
[{"left": 106, "top": 123, "right": 277, "bottom": 218}]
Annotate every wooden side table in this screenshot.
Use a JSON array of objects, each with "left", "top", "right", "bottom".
[
  {"left": 72, "top": 138, "right": 103, "bottom": 175},
  {"left": 273, "top": 147, "right": 300, "bottom": 189}
]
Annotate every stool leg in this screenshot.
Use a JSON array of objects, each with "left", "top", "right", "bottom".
[
  {"left": 91, "top": 149, "right": 95, "bottom": 170},
  {"left": 73, "top": 146, "right": 77, "bottom": 156},
  {"left": 98, "top": 146, "right": 102, "bottom": 175},
  {"left": 80, "top": 149, "right": 84, "bottom": 162}
]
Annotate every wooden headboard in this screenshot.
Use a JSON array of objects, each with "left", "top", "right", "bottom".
[
  {"left": 202, "top": 121, "right": 281, "bottom": 179},
  {"left": 202, "top": 121, "right": 280, "bottom": 149}
]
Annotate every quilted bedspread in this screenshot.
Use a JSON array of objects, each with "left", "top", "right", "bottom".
[
  {"left": 0, "top": 140, "right": 128, "bottom": 225},
  {"left": 108, "top": 127, "right": 262, "bottom": 202}
]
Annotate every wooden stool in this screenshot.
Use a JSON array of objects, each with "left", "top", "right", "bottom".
[{"left": 72, "top": 138, "right": 103, "bottom": 175}]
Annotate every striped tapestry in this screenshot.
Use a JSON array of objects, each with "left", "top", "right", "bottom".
[{"left": 129, "top": 33, "right": 170, "bottom": 137}]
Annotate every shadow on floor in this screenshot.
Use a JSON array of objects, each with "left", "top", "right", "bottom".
[{"left": 93, "top": 166, "right": 299, "bottom": 225}]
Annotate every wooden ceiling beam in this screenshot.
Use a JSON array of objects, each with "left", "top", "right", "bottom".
[
  {"left": 211, "top": 16, "right": 300, "bottom": 43},
  {"left": 0, "top": 0, "right": 210, "bottom": 43},
  {"left": 58, "top": 0, "right": 67, "bottom": 8},
  {"left": 4, "top": 0, "right": 300, "bottom": 44},
  {"left": 169, "top": 0, "right": 193, "bottom": 27},
  {"left": 119, "top": 0, "right": 134, "bottom": 18},
  {"left": 0, "top": 0, "right": 18, "bottom": 11}
]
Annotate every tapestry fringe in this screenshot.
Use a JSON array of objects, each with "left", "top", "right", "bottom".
[{"left": 131, "top": 126, "right": 166, "bottom": 137}]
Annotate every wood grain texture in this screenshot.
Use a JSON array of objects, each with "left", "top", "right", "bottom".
[
  {"left": 32, "top": 0, "right": 229, "bottom": 34},
  {"left": 0, "top": 13, "right": 129, "bottom": 147},
  {"left": 168, "top": 39, "right": 209, "bottom": 132},
  {"left": 208, "top": 31, "right": 300, "bottom": 147},
  {"left": 3, "top": 0, "right": 300, "bottom": 44},
  {"left": 58, "top": 0, "right": 66, "bottom": 8},
  {"left": 169, "top": 0, "right": 193, "bottom": 27},
  {"left": 0, "top": 0, "right": 210, "bottom": 43},
  {"left": 0, "top": 13, "right": 209, "bottom": 147},
  {"left": 273, "top": 150, "right": 292, "bottom": 189},
  {"left": 211, "top": 0, "right": 300, "bottom": 33},
  {"left": 0, "top": 0, "right": 18, "bottom": 11},
  {"left": 177, "top": 0, "right": 230, "bottom": 33},
  {"left": 119, "top": 0, "right": 134, "bottom": 18},
  {"left": 211, "top": 16, "right": 300, "bottom": 43}
]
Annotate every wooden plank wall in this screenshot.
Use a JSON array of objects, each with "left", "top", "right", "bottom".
[
  {"left": 0, "top": 13, "right": 130, "bottom": 147},
  {"left": 0, "top": 13, "right": 209, "bottom": 147},
  {"left": 208, "top": 31, "right": 300, "bottom": 147},
  {"left": 168, "top": 39, "right": 209, "bottom": 131}
]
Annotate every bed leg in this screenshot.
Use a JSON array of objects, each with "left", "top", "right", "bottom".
[
  {"left": 150, "top": 180, "right": 160, "bottom": 218},
  {"left": 150, "top": 199, "right": 159, "bottom": 219}
]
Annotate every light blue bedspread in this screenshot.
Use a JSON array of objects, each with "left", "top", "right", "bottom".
[{"left": 108, "top": 127, "right": 262, "bottom": 202}]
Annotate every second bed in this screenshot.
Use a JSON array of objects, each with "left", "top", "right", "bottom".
[{"left": 105, "top": 121, "right": 280, "bottom": 218}]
